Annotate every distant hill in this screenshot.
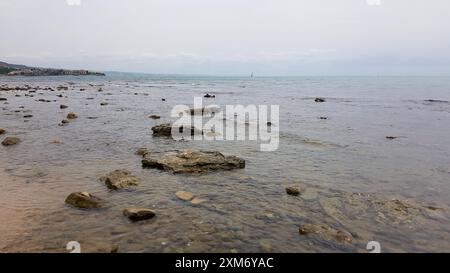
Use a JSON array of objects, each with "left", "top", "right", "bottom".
[
  {"left": 0, "top": 61, "right": 105, "bottom": 76},
  {"left": 0, "top": 61, "right": 29, "bottom": 70}
]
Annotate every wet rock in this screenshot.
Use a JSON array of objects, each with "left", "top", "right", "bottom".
[
  {"left": 315, "top": 98, "right": 326, "bottom": 103},
  {"left": 142, "top": 149, "right": 245, "bottom": 174},
  {"left": 60, "top": 105, "right": 68, "bottom": 109},
  {"left": 135, "top": 148, "right": 149, "bottom": 157},
  {"left": 151, "top": 123, "right": 203, "bottom": 137},
  {"left": 176, "top": 191, "right": 194, "bottom": 201},
  {"left": 286, "top": 187, "right": 302, "bottom": 196},
  {"left": 149, "top": 115, "right": 161, "bottom": 119},
  {"left": 187, "top": 106, "right": 220, "bottom": 116},
  {"left": 65, "top": 192, "right": 102, "bottom": 209},
  {"left": 67, "top": 112, "right": 77, "bottom": 119},
  {"left": 100, "top": 169, "right": 139, "bottom": 190},
  {"left": 298, "top": 224, "right": 353, "bottom": 243},
  {"left": 0, "top": 128, "right": 5, "bottom": 135},
  {"left": 123, "top": 208, "right": 156, "bottom": 221},
  {"left": 2, "top": 137, "right": 21, "bottom": 146}
]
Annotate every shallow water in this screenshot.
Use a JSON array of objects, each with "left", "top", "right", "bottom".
[{"left": 1, "top": 75, "right": 450, "bottom": 252}]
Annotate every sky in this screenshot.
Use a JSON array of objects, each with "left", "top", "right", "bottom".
[{"left": 1, "top": 0, "right": 450, "bottom": 76}]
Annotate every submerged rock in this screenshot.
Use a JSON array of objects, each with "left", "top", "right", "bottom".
[
  {"left": 151, "top": 123, "right": 203, "bottom": 137},
  {"left": 65, "top": 192, "right": 102, "bottom": 209},
  {"left": 176, "top": 191, "right": 194, "bottom": 201},
  {"left": 142, "top": 149, "right": 245, "bottom": 174},
  {"left": 135, "top": 148, "right": 149, "bottom": 157},
  {"left": 1, "top": 137, "right": 21, "bottom": 146},
  {"left": 123, "top": 208, "right": 156, "bottom": 221},
  {"left": 100, "top": 169, "right": 139, "bottom": 190},
  {"left": 298, "top": 224, "right": 353, "bottom": 243},
  {"left": 67, "top": 112, "right": 78, "bottom": 119}
]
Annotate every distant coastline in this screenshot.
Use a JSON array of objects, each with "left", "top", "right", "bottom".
[{"left": 0, "top": 61, "right": 105, "bottom": 76}]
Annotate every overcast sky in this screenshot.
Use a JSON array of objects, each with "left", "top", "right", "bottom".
[{"left": 1, "top": 0, "right": 450, "bottom": 76}]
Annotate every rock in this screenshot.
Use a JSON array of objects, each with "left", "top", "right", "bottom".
[
  {"left": 176, "top": 191, "right": 194, "bottom": 201},
  {"left": 161, "top": 98, "right": 166, "bottom": 101},
  {"left": 0, "top": 128, "right": 5, "bottom": 135},
  {"left": 286, "top": 187, "right": 301, "bottom": 196},
  {"left": 123, "top": 208, "right": 156, "bottom": 221},
  {"left": 1, "top": 137, "right": 21, "bottom": 146},
  {"left": 65, "top": 192, "right": 102, "bottom": 209},
  {"left": 100, "top": 102, "right": 108, "bottom": 106},
  {"left": 298, "top": 224, "right": 353, "bottom": 243},
  {"left": 135, "top": 148, "right": 149, "bottom": 157},
  {"left": 187, "top": 106, "right": 221, "bottom": 116},
  {"left": 23, "top": 115, "right": 33, "bottom": 118},
  {"left": 60, "top": 105, "right": 68, "bottom": 109},
  {"left": 149, "top": 115, "right": 161, "bottom": 119},
  {"left": 142, "top": 149, "right": 245, "bottom": 174},
  {"left": 67, "top": 112, "right": 77, "bottom": 119},
  {"left": 100, "top": 169, "right": 139, "bottom": 190},
  {"left": 151, "top": 123, "right": 203, "bottom": 137},
  {"left": 315, "top": 98, "right": 326, "bottom": 103},
  {"left": 204, "top": 93, "right": 215, "bottom": 98},
  {"left": 0, "top": 98, "right": 7, "bottom": 101}
]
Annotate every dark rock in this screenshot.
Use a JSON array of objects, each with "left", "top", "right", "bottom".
[
  {"left": 60, "top": 105, "right": 68, "bottom": 109},
  {"left": 0, "top": 128, "right": 5, "bottom": 135},
  {"left": 0, "top": 98, "right": 7, "bottom": 101},
  {"left": 2, "top": 137, "right": 21, "bottom": 146},
  {"left": 65, "top": 192, "right": 102, "bottom": 209},
  {"left": 286, "top": 187, "right": 301, "bottom": 196},
  {"left": 100, "top": 169, "right": 139, "bottom": 190},
  {"left": 123, "top": 208, "right": 156, "bottom": 221},
  {"left": 161, "top": 98, "right": 166, "bottom": 101},
  {"left": 315, "top": 98, "right": 326, "bottom": 103},
  {"left": 23, "top": 115, "right": 33, "bottom": 118},
  {"left": 151, "top": 123, "right": 203, "bottom": 137},
  {"left": 149, "top": 115, "right": 161, "bottom": 119},
  {"left": 142, "top": 149, "right": 245, "bottom": 174},
  {"left": 204, "top": 93, "right": 215, "bottom": 98},
  {"left": 386, "top": 136, "right": 398, "bottom": 140},
  {"left": 100, "top": 102, "right": 108, "bottom": 106}
]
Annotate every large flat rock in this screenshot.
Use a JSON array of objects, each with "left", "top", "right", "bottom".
[{"left": 142, "top": 149, "right": 245, "bottom": 174}]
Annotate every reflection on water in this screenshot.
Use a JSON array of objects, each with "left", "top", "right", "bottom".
[{"left": 1, "top": 75, "right": 450, "bottom": 252}]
